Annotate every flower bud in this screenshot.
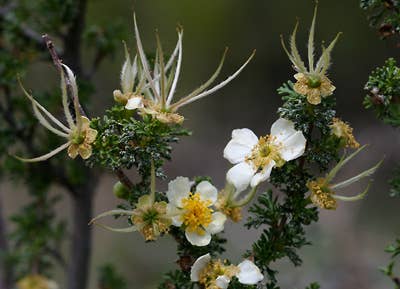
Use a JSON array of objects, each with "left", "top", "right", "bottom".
[{"left": 113, "top": 181, "right": 130, "bottom": 199}]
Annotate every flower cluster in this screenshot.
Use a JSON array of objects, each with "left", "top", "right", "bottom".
[
  {"left": 13, "top": 6, "right": 385, "bottom": 289},
  {"left": 114, "top": 16, "right": 255, "bottom": 125},
  {"left": 190, "top": 254, "right": 263, "bottom": 289}
]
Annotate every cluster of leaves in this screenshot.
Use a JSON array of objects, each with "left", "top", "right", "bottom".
[
  {"left": 6, "top": 191, "right": 65, "bottom": 279},
  {"left": 89, "top": 106, "right": 190, "bottom": 172},
  {"left": 361, "top": 0, "right": 400, "bottom": 39},
  {"left": 158, "top": 270, "right": 193, "bottom": 289},
  {"left": 364, "top": 58, "right": 400, "bottom": 126},
  {"left": 362, "top": 6, "right": 400, "bottom": 285},
  {"left": 380, "top": 239, "right": 400, "bottom": 287},
  {"left": 244, "top": 83, "right": 341, "bottom": 288},
  {"left": 89, "top": 105, "right": 190, "bottom": 204},
  {"left": 389, "top": 166, "right": 400, "bottom": 197},
  {"left": 278, "top": 82, "right": 340, "bottom": 170}
]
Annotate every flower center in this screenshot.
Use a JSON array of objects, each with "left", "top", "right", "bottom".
[
  {"left": 181, "top": 193, "right": 213, "bottom": 234},
  {"left": 199, "top": 260, "right": 239, "bottom": 289},
  {"left": 142, "top": 208, "right": 160, "bottom": 224},
  {"left": 307, "top": 178, "right": 337, "bottom": 210},
  {"left": 246, "top": 136, "right": 285, "bottom": 170},
  {"left": 71, "top": 131, "right": 85, "bottom": 145},
  {"left": 307, "top": 75, "right": 322, "bottom": 88}
]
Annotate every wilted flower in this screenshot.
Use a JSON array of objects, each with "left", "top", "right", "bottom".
[
  {"left": 166, "top": 177, "right": 227, "bottom": 246},
  {"left": 90, "top": 163, "right": 172, "bottom": 241},
  {"left": 330, "top": 117, "right": 360, "bottom": 148},
  {"left": 190, "top": 253, "right": 264, "bottom": 289},
  {"left": 122, "top": 15, "right": 255, "bottom": 124},
  {"left": 214, "top": 183, "right": 257, "bottom": 222},
  {"left": 224, "top": 118, "right": 306, "bottom": 191},
  {"left": 281, "top": 5, "right": 341, "bottom": 105},
  {"left": 113, "top": 42, "right": 143, "bottom": 106},
  {"left": 16, "top": 65, "right": 97, "bottom": 162},
  {"left": 17, "top": 275, "right": 58, "bottom": 289},
  {"left": 307, "top": 145, "right": 382, "bottom": 210}
]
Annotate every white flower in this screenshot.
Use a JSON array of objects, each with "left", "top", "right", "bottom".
[
  {"left": 190, "top": 253, "right": 264, "bottom": 289},
  {"left": 224, "top": 118, "right": 306, "bottom": 191},
  {"left": 167, "top": 177, "right": 227, "bottom": 246},
  {"left": 236, "top": 260, "right": 264, "bottom": 285}
]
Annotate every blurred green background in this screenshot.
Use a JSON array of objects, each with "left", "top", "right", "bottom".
[{"left": 2, "top": 0, "right": 400, "bottom": 288}]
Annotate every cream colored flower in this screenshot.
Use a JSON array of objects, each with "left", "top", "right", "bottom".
[
  {"left": 90, "top": 163, "right": 172, "bottom": 241},
  {"left": 131, "top": 194, "right": 171, "bottom": 241},
  {"left": 16, "top": 64, "right": 97, "bottom": 162},
  {"left": 214, "top": 183, "right": 258, "bottom": 223},
  {"left": 166, "top": 177, "right": 227, "bottom": 246},
  {"left": 190, "top": 253, "right": 264, "bottom": 289},
  {"left": 330, "top": 117, "right": 360, "bottom": 148},
  {"left": 281, "top": 5, "right": 341, "bottom": 105},
  {"left": 121, "top": 15, "right": 255, "bottom": 124},
  {"left": 307, "top": 146, "right": 382, "bottom": 210},
  {"left": 67, "top": 116, "right": 98, "bottom": 159},
  {"left": 293, "top": 73, "right": 335, "bottom": 105},
  {"left": 224, "top": 118, "right": 306, "bottom": 191},
  {"left": 17, "top": 275, "right": 58, "bottom": 289}
]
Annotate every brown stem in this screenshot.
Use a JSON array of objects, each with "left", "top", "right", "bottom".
[
  {"left": 114, "top": 169, "right": 134, "bottom": 190},
  {"left": 62, "top": 0, "right": 87, "bottom": 76},
  {"left": 67, "top": 179, "right": 97, "bottom": 289}
]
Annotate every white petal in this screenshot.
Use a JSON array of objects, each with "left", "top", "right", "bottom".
[
  {"left": 190, "top": 253, "right": 211, "bottom": 281},
  {"left": 196, "top": 181, "right": 218, "bottom": 205},
  {"left": 125, "top": 97, "right": 144, "bottom": 110},
  {"left": 250, "top": 160, "right": 275, "bottom": 187},
  {"left": 270, "top": 118, "right": 297, "bottom": 143},
  {"left": 206, "top": 212, "right": 227, "bottom": 234},
  {"left": 215, "top": 276, "right": 231, "bottom": 289},
  {"left": 279, "top": 131, "right": 306, "bottom": 161},
  {"left": 121, "top": 56, "right": 134, "bottom": 94},
  {"left": 223, "top": 140, "right": 253, "bottom": 164},
  {"left": 185, "top": 230, "right": 211, "bottom": 246},
  {"left": 166, "top": 204, "right": 183, "bottom": 227},
  {"left": 236, "top": 260, "right": 264, "bottom": 285},
  {"left": 167, "top": 177, "right": 191, "bottom": 207},
  {"left": 224, "top": 128, "right": 258, "bottom": 164},
  {"left": 226, "top": 162, "right": 255, "bottom": 192}
]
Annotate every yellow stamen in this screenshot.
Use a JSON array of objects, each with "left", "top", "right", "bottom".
[
  {"left": 198, "top": 260, "right": 239, "bottom": 289},
  {"left": 330, "top": 117, "right": 360, "bottom": 149},
  {"left": 307, "top": 178, "right": 337, "bottom": 210},
  {"left": 181, "top": 193, "right": 213, "bottom": 234},
  {"left": 131, "top": 198, "right": 171, "bottom": 241},
  {"left": 294, "top": 73, "right": 335, "bottom": 105},
  {"left": 246, "top": 135, "right": 284, "bottom": 170}
]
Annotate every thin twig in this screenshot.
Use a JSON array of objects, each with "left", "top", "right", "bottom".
[{"left": 114, "top": 169, "right": 134, "bottom": 190}]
